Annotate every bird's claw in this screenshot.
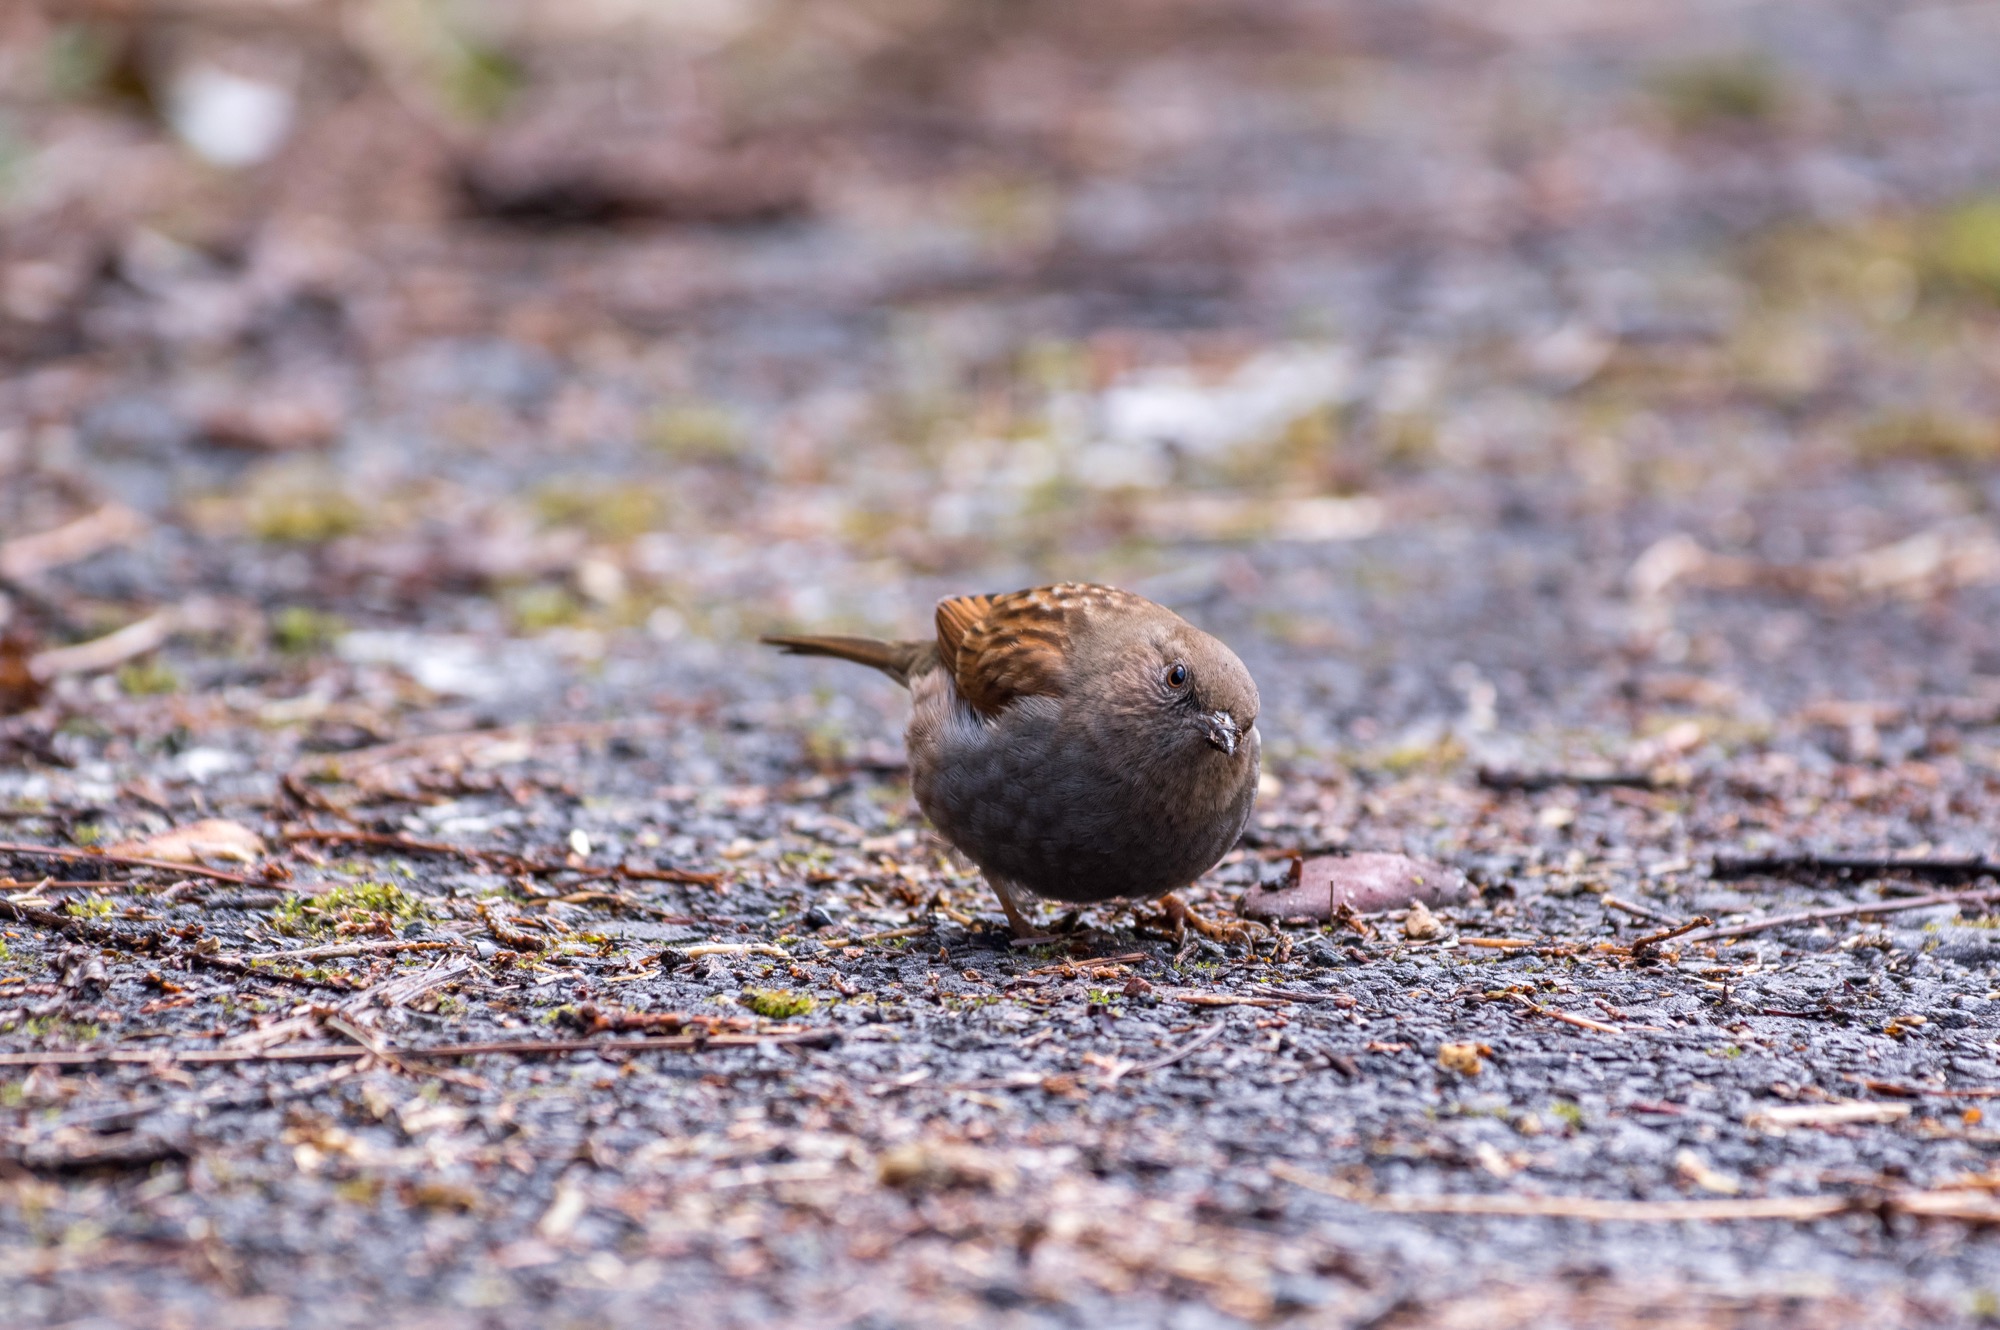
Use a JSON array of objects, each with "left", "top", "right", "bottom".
[{"left": 1159, "top": 893, "right": 1257, "bottom": 946}]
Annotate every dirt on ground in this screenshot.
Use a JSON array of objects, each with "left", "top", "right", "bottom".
[{"left": 5, "top": 1, "right": 2000, "bottom": 1326}]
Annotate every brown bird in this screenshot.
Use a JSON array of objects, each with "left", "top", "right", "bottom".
[{"left": 763, "top": 582, "right": 1261, "bottom": 937}]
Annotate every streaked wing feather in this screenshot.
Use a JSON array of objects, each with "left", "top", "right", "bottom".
[
  {"left": 935, "top": 584, "right": 1136, "bottom": 716},
  {"left": 933, "top": 593, "right": 992, "bottom": 680}
]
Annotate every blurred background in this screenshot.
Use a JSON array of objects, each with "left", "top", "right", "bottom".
[{"left": 3, "top": 0, "right": 2000, "bottom": 780}]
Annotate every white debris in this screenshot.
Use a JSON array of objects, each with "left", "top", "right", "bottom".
[
  {"left": 1097, "top": 344, "right": 1354, "bottom": 462},
  {"left": 337, "top": 631, "right": 556, "bottom": 702},
  {"left": 167, "top": 66, "right": 295, "bottom": 168},
  {"left": 174, "top": 747, "right": 245, "bottom": 783}
]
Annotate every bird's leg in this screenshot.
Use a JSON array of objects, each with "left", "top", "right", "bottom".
[{"left": 988, "top": 878, "right": 1042, "bottom": 939}]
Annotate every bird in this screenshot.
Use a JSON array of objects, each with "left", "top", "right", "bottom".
[{"left": 762, "top": 582, "right": 1261, "bottom": 938}]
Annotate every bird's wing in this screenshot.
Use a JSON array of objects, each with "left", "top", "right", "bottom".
[{"left": 935, "top": 583, "right": 1138, "bottom": 716}]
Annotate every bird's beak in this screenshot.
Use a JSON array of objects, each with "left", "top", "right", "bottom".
[{"left": 1202, "top": 710, "right": 1240, "bottom": 756}]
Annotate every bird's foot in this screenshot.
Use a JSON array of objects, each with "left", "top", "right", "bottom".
[{"left": 1159, "top": 893, "right": 1257, "bottom": 946}]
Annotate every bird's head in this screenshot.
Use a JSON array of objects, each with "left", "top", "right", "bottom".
[{"left": 1131, "top": 622, "right": 1260, "bottom": 767}]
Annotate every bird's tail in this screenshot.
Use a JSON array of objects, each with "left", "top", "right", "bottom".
[{"left": 759, "top": 634, "right": 934, "bottom": 687}]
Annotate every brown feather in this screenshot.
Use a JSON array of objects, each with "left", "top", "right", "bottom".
[
  {"left": 933, "top": 584, "right": 1142, "bottom": 716},
  {"left": 933, "top": 594, "right": 992, "bottom": 681},
  {"left": 759, "top": 634, "right": 934, "bottom": 687}
]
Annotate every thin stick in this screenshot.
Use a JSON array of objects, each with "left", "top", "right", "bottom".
[
  {"left": 821, "top": 925, "right": 933, "bottom": 948},
  {"left": 1477, "top": 767, "right": 1658, "bottom": 792},
  {"left": 1247, "top": 985, "right": 1358, "bottom": 1006},
  {"left": 1026, "top": 951, "right": 1149, "bottom": 975},
  {"left": 237, "top": 939, "right": 469, "bottom": 964},
  {"left": 1848, "top": 1077, "right": 2000, "bottom": 1100},
  {"left": 1603, "top": 896, "right": 1678, "bottom": 925},
  {"left": 1627, "top": 915, "right": 1713, "bottom": 953},
  {"left": 1510, "top": 992, "right": 1623, "bottom": 1035},
  {"left": 0, "top": 896, "right": 93, "bottom": 937},
  {"left": 184, "top": 949, "right": 356, "bottom": 991},
  {"left": 317, "top": 1009, "right": 489, "bottom": 1090},
  {"left": 296, "top": 716, "right": 684, "bottom": 777},
  {"left": 1374, "top": 1194, "right": 1858, "bottom": 1220},
  {"left": 0, "top": 897, "right": 352, "bottom": 991},
  {"left": 1678, "top": 888, "right": 2000, "bottom": 945},
  {"left": 1292, "top": 1180, "right": 2000, "bottom": 1225},
  {"left": 582, "top": 865, "right": 724, "bottom": 887},
  {"left": 280, "top": 772, "right": 365, "bottom": 827},
  {"left": 283, "top": 827, "right": 523, "bottom": 865},
  {"left": 281, "top": 828, "right": 721, "bottom": 885},
  {"left": 1713, "top": 853, "right": 1999, "bottom": 884},
  {"left": 0, "top": 504, "right": 146, "bottom": 580},
  {"left": 1, "top": 879, "right": 147, "bottom": 891},
  {"left": 0, "top": 1028, "right": 840, "bottom": 1069},
  {"left": 1270, "top": 1164, "right": 1853, "bottom": 1220},
  {"left": 1161, "top": 989, "right": 1288, "bottom": 1009},
  {"left": 1132, "top": 1022, "right": 1225, "bottom": 1074},
  {"left": 0, "top": 840, "right": 256, "bottom": 885},
  {"left": 29, "top": 610, "right": 179, "bottom": 681},
  {"left": 531, "top": 889, "right": 693, "bottom": 923}
]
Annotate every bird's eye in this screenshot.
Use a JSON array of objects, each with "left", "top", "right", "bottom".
[{"left": 1165, "top": 662, "right": 1189, "bottom": 689}]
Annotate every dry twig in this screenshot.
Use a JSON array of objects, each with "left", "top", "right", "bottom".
[
  {"left": 1130, "top": 1021, "right": 1225, "bottom": 1074},
  {"left": 1627, "top": 916, "right": 1714, "bottom": 955},
  {"left": 0, "top": 504, "right": 147, "bottom": 581},
  {"left": 29, "top": 611, "right": 179, "bottom": 681},
  {"left": 1477, "top": 767, "right": 1660, "bottom": 792},
  {"left": 1271, "top": 1163, "right": 2000, "bottom": 1223},
  {"left": 1713, "top": 853, "right": 2000, "bottom": 884},
  {"left": 0, "top": 1028, "right": 840, "bottom": 1069},
  {"left": 237, "top": 939, "right": 469, "bottom": 964},
  {"left": 281, "top": 827, "right": 720, "bottom": 885},
  {"left": 1509, "top": 992, "right": 1624, "bottom": 1035},
  {"left": 1678, "top": 888, "right": 2000, "bottom": 946},
  {"left": 1603, "top": 896, "right": 1679, "bottom": 925}
]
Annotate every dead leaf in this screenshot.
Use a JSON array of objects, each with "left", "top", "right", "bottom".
[
  {"left": 108, "top": 818, "right": 266, "bottom": 864},
  {"left": 1438, "top": 1042, "right": 1487, "bottom": 1076},
  {"left": 1630, "top": 520, "right": 2000, "bottom": 604},
  {"left": 1402, "top": 900, "right": 1443, "bottom": 941},
  {"left": 0, "top": 632, "right": 45, "bottom": 715},
  {"left": 877, "top": 1142, "right": 1017, "bottom": 1193},
  {"left": 1242, "top": 852, "right": 1471, "bottom": 924}
]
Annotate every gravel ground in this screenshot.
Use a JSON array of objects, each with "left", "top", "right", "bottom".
[{"left": 6, "top": 1, "right": 2000, "bottom": 1326}]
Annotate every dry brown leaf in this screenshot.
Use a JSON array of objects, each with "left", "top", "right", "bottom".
[
  {"left": 1439, "top": 1042, "right": 1487, "bottom": 1076},
  {"left": 877, "top": 1142, "right": 1017, "bottom": 1193},
  {"left": 108, "top": 818, "right": 266, "bottom": 864},
  {"left": 1242, "top": 852, "right": 1470, "bottom": 924},
  {"left": 0, "top": 632, "right": 45, "bottom": 715},
  {"left": 1402, "top": 899, "right": 1443, "bottom": 941}
]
